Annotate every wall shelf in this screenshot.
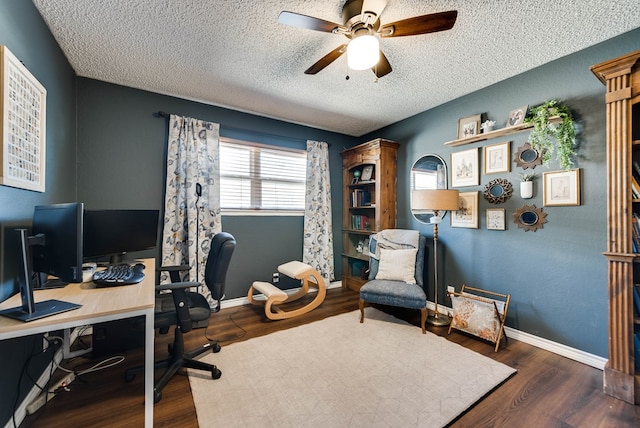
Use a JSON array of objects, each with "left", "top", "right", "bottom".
[{"left": 443, "top": 116, "right": 561, "bottom": 147}]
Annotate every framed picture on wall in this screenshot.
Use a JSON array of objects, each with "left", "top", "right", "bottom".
[
  {"left": 0, "top": 45, "right": 47, "bottom": 192},
  {"left": 451, "top": 148, "right": 479, "bottom": 187},
  {"left": 486, "top": 208, "right": 506, "bottom": 230},
  {"left": 451, "top": 191, "right": 479, "bottom": 228},
  {"left": 457, "top": 114, "right": 482, "bottom": 139},
  {"left": 543, "top": 168, "right": 581, "bottom": 206},
  {"left": 483, "top": 141, "right": 510, "bottom": 174}
]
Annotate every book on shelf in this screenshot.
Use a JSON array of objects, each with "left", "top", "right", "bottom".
[
  {"left": 633, "top": 213, "right": 640, "bottom": 252},
  {"left": 633, "top": 160, "right": 640, "bottom": 182},
  {"left": 634, "top": 284, "right": 640, "bottom": 316},
  {"left": 350, "top": 189, "right": 371, "bottom": 207},
  {"left": 632, "top": 175, "right": 640, "bottom": 199},
  {"left": 635, "top": 332, "right": 640, "bottom": 370},
  {"left": 350, "top": 215, "right": 370, "bottom": 230}
]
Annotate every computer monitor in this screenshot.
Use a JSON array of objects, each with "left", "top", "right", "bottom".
[
  {"left": 83, "top": 209, "right": 160, "bottom": 264},
  {"left": 0, "top": 203, "right": 84, "bottom": 322},
  {"left": 31, "top": 202, "right": 85, "bottom": 286}
]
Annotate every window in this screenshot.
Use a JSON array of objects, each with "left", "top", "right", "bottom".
[{"left": 220, "top": 138, "right": 306, "bottom": 212}]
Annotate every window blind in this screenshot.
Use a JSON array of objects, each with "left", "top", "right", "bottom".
[{"left": 220, "top": 138, "right": 306, "bottom": 211}]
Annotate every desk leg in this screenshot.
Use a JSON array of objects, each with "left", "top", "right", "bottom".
[{"left": 144, "top": 308, "right": 154, "bottom": 427}]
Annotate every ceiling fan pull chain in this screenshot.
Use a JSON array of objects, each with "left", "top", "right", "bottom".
[{"left": 345, "top": 57, "right": 350, "bottom": 80}]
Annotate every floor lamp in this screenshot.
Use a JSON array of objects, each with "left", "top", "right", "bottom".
[{"left": 411, "top": 189, "right": 459, "bottom": 326}]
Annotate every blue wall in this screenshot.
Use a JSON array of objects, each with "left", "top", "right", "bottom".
[
  {"left": 0, "top": 0, "right": 78, "bottom": 423},
  {"left": 365, "top": 28, "right": 640, "bottom": 357},
  {"left": 0, "top": 0, "right": 77, "bottom": 298},
  {"left": 75, "top": 78, "right": 357, "bottom": 299}
]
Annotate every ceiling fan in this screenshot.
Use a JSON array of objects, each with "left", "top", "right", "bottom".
[{"left": 278, "top": 0, "right": 458, "bottom": 78}]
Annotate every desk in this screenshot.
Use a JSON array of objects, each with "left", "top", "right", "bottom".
[{"left": 0, "top": 258, "right": 155, "bottom": 428}]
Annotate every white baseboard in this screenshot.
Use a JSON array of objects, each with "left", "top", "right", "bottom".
[
  {"left": 434, "top": 301, "right": 607, "bottom": 370},
  {"left": 502, "top": 326, "right": 607, "bottom": 370},
  {"left": 230, "top": 286, "right": 606, "bottom": 371}
]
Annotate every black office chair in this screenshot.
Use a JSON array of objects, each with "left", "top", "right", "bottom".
[{"left": 126, "top": 231, "right": 236, "bottom": 403}]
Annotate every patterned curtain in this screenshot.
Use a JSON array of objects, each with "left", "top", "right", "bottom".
[
  {"left": 303, "top": 140, "right": 334, "bottom": 283},
  {"left": 162, "top": 114, "right": 221, "bottom": 307}
]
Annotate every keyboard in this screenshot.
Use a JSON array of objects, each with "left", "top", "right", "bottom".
[{"left": 93, "top": 263, "right": 145, "bottom": 286}]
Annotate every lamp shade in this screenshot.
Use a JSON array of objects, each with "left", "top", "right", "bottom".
[
  {"left": 411, "top": 189, "right": 459, "bottom": 211},
  {"left": 347, "top": 35, "right": 380, "bottom": 70}
]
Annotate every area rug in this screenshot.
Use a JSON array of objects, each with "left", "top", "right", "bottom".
[{"left": 188, "top": 308, "right": 516, "bottom": 427}]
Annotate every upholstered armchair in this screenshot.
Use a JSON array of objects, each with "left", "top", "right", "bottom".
[{"left": 359, "top": 231, "right": 428, "bottom": 333}]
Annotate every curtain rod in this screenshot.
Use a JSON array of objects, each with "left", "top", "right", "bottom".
[{"left": 154, "top": 111, "right": 331, "bottom": 147}]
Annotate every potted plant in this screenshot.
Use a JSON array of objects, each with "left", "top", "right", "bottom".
[
  {"left": 525, "top": 99, "right": 576, "bottom": 170},
  {"left": 519, "top": 173, "right": 535, "bottom": 199}
]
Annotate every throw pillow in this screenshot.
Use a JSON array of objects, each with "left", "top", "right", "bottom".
[{"left": 375, "top": 248, "right": 418, "bottom": 284}]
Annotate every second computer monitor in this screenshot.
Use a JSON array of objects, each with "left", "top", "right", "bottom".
[{"left": 83, "top": 209, "right": 160, "bottom": 264}]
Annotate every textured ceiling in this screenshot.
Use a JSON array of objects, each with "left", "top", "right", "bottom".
[{"left": 33, "top": 0, "right": 640, "bottom": 137}]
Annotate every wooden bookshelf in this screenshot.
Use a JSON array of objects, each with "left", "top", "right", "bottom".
[
  {"left": 591, "top": 48, "right": 640, "bottom": 405},
  {"left": 340, "top": 139, "right": 398, "bottom": 292}
]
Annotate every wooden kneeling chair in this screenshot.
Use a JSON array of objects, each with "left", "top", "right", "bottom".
[{"left": 248, "top": 261, "right": 326, "bottom": 320}]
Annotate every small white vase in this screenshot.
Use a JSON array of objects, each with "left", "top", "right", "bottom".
[{"left": 520, "top": 181, "right": 533, "bottom": 199}]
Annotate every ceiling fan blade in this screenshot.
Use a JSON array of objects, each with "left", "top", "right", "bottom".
[
  {"left": 361, "top": 0, "right": 388, "bottom": 20},
  {"left": 278, "top": 11, "right": 343, "bottom": 33},
  {"left": 379, "top": 10, "right": 458, "bottom": 37},
  {"left": 373, "top": 50, "right": 392, "bottom": 78},
  {"left": 304, "top": 44, "right": 348, "bottom": 75}
]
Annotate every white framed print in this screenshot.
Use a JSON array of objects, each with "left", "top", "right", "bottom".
[
  {"left": 486, "top": 208, "right": 506, "bottom": 230},
  {"left": 0, "top": 45, "right": 47, "bottom": 192},
  {"left": 543, "top": 169, "right": 581, "bottom": 206},
  {"left": 483, "top": 141, "right": 510, "bottom": 174},
  {"left": 451, "top": 148, "right": 479, "bottom": 188}
]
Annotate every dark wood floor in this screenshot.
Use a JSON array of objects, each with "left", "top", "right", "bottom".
[{"left": 22, "top": 288, "right": 640, "bottom": 427}]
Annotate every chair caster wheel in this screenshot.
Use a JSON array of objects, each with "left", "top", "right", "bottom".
[
  {"left": 154, "top": 389, "right": 162, "bottom": 403},
  {"left": 212, "top": 342, "right": 221, "bottom": 353},
  {"left": 124, "top": 372, "right": 136, "bottom": 383},
  {"left": 212, "top": 368, "right": 222, "bottom": 379}
]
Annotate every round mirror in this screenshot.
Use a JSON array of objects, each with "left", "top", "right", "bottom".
[
  {"left": 514, "top": 143, "right": 543, "bottom": 169},
  {"left": 520, "top": 148, "right": 538, "bottom": 163},
  {"left": 483, "top": 178, "right": 513, "bottom": 204},
  {"left": 411, "top": 154, "right": 447, "bottom": 223},
  {"left": 513, "top": 204, "right": 548, "bottom": 232},
  {"left": 519, "top": 211, "right": 538, "bottom": 225},
  {"left": 490, "top": 185, "right": 504, "bottom": 197}
]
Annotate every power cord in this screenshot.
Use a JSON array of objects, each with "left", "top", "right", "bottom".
[
  {"left": 25, "top": 355, "right": 127, "bottom": 416},
  {"left": 69, "top": 355, "right": 126, "bottom": 376},
  {"left": 13, "top": 335, "right": 59, "bottom": 427},
  {"left": 22, "top": 330, "right": 127, "bottom": 417},
  {"left": 204, "top": 306, "right": 247, "bottom": 344}
]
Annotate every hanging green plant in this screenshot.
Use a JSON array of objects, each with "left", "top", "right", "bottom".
[{"left": 524, "top": 99, "right": 577, "bottom": 170}]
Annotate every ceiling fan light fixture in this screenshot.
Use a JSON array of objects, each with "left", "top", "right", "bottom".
[{"left": 347, "top": 34, "right": 379, "bottom": 70}]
